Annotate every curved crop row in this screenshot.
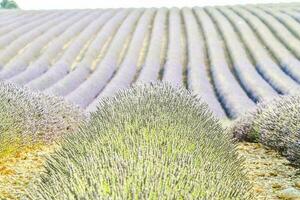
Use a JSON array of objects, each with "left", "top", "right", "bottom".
[
  {"left": 66, "top": 9, "right": 143, "bottom": 108},
  {"left": 86, "top": 9, "right": 156, "bottom": 112},
  {"left": 0, "top": 11, "right": 91, "bottom": 80},
  {"left": 136, "top": 8, "right": 168, "bottom": 84},
  {"left": 0, "top": 11, "right": 47, "bottom": 37},
  {"left": 162, "top": 7, "right": 184, "bottom": 87},
  {"left": 0, "top": 11, "right": 53, "bottom": 40},
  {"left": 281, "top": 9, "right": 300, "bottom": 21},
  {"left": 8, "top": 10, "right": 107, "bottom": 86},
  {"left": 0, "top": 11, "right": 64, "bottom": 50},
  {"left": 206, "top": 7, "right": 277, "bottom": 102},
  {"left": 0, "top": 12, "right": 74, "bottom": 68},
  {"left": 1, "top": 5, "right": 300, "bottom": 119},
  {"left": 25, "top": 11, "right": 106, "bottom": 91},
  {"left": 220, "top": 7, "right": 300, "bottom": 95},
  {"left": 0, "top": 11, "right": 26, "bottom": 27},
  {"left": 44, "top": 9, "right": 130, "bottom": 97},
  {"left": 245, "top": 6, "right": 300, "bottom": 59},
  {"left": 181, "top": 8, "right": 226, "bottom": 118},
  {"left": 232, "top": 7, "right": 300, "bottom": 86},
  {"left": 26, "top": 83, "right": 252, "bottom": 199},
  {"left": 260, "top": 7, "right": 300, "bottom": 40},
  {"left": 195, "top": 7, "right": 255, "bottom": 118}
]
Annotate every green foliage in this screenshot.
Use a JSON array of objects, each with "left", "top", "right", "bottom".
[
  {"left": 26, "top": 83, "right": 252, "bottom": 199},
  {"left": 0, "top": 82, "right": 86, "bottom": 158},
  {"left": 231, "top": 95, "right": 300, "bottom": 167},
  {"left": 0, "top": 0, "right": 18, "bottom": 9}
]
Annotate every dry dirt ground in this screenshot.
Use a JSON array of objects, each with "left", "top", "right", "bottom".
[{"left": 237, "top": 142, "right": 300, "bottom": 200}]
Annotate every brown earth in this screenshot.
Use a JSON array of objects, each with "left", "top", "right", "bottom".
[{"left": 237, "top": 142, "right": 300, "bottom": 200}]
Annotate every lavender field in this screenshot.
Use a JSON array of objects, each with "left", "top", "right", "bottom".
[
  {"left": 1, "top": 4, "right": 300, "bottom": 117},
  {"left": 1, "top": 3, "right": 300, "bottom": 200}
]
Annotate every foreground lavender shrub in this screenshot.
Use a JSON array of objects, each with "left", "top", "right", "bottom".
[
  {"left": 231, "top": 95, "right": 300, "bottom": 166},
  {"left": 26, "top": 83, "right": 252, "bottom": 200},
  {"left": 0, "top": 82, "right": 85, "bottom": 156}
]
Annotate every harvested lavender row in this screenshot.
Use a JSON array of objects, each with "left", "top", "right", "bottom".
[
  {"left": 162, "top": 8, "right": 184, "bottom": 87},
  {"left": 45, "top": 9, "right": 130, "bottom": 97},
  {"left": 0, "top": 11, "right": 90, "bottom": 80},
  {"left": 222, "top": 7, "right": 300, "bottom": 94},
  {"left": 195, "top": 8, "right": 255, "bottom": 118},
  {"left": 25, "top": 11, "right": 105, "bottom": 91},
  {"left": 66, "top": 9, "right": 143, "bottom": 108},
  {"left": 232, "top": 7, "right": 300, "bottom": 86},
  {"left": 136, "top": 8, "right": 168, "bottom": 83},
  {"left": 8, "top": 10, "right": 109, "bottom": 85},
  {"left": 86, "top": 9, "right": 156, "bottom": 112}
]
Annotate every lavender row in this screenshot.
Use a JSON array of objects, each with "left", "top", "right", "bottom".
[
  {"left": 261, "top": 7, "right": 300, "bottom": 40},
  {"left": 181, "top": 8, "right": 226, "bottom": 118},
  {"left": 8, "top": 10, "right": 107, "bottom": 85},
  {"left": 0, "top": 11, "right": 91, "bottom": 80},
  {"left": 136, "top": 8, "right": 168, "bottom": 84},
  {"left": 162, "top": 8, "right": 184, "bottom": 87},
  {"left": 25, "top": 11, "right": 106, "bottom": 91},
  {"left": 207, "top": 7, "right": 278, "bottom": 102},
  {"left": 0, "top": 12, "right": 74, "bottom": 68},
  {"left": 0, "top": 11, "right": 48, "bottom": 37},
  {"left": 232, "top": 7, "right": 300, "bottom": 89},
  {"left": 0, "top": 11, "right": 62, "bottom": 50},
  {"left": 86, "top": 9, "right": 156, "bottom": 112},
  {"left": 245, "top": 7, "right": 300, "bottom": 60},
  {"left": 221, "top": 8, "right": 300, "bottom": 94},
  {"left": 66, "top": 9, "right": 143, "bottom": 108},
  {"left": 45, "top": 9, "right": 130, "bottom": 97}
]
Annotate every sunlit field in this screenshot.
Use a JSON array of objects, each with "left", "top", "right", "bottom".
[{"left": 1, "top": 3, "right": 300, "bottom": 199}]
